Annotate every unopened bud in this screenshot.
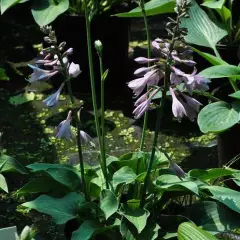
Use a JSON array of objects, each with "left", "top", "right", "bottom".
[
  {"left": 94, "top": 40, "right": 103, "bottom": 55},
  {"left": 20, "top": 226, "right": 33, "bottom": 240},
  {"left": 59, "top": 41, "right": 66, "bottom": 50}
]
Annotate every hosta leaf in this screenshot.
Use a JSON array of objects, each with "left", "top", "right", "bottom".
[
  {"left": 177, "top": 222, "right": 218, "bottom": 240},
  {"left": 115, "top": 0, "right": 175, "bottom": 17},
  {"left": 100, "top": 189, "right": 119, "bottom": 220},
  {"left": 31, "top": 0, "right": 69, "bottom": 26},
  {"left": 1, "top": 0, "right": 22, "bottom": 14},
  {"left": 21, "top": 192, "right": 85, "bottom": 224},
  {"left": 199, "top": 65, "right": 240, "bottom": 79},
  {"left": 181, "top": 0, "right": 227, "bottom": 51},
  {"left": 198, "top": 101, "right": 240, "bottom": 133},
  {"left": 201, "top": 0, "right": 225, "bottom": 9},
  {"left": 0, "top": 174, "right": 8, "bottom": 193},
  {"left": 201, "top": 186, "right": 240, "bottom": 214}
]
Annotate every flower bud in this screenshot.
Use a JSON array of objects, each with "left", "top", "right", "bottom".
[
  {"left": 59, "top": 41, "right": 66, "bottom": 50},
  {"left": 94, "top": 40, "right": 103, "bottom": 55},
  {"left": 44, "top": 36, "right": 52, "bottom": 44},
  {"left": 20, "top": 226, "right": 33, "bottom": 240}
]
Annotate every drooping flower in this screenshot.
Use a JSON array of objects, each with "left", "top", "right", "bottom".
[
  {"left": 43, "top": 82, "right": 65, "bottom": 107},
  {"left": 26, "top": 64, "right": 58, "bottom": 83},
  {"left": 56, "top": 111, "right": 73, "bottom": 140},
  {"left": 68, "top": 62, "right": 81, "bottom": 78},
  {"left": 134, "top": 57, "right": 158, "bottom": 64},
  {"left": 133, "top": 89, "right": 159, "bottom": 119},
  {"left": 170, "top": 87, "right": 202, "bottom": 121},
  {"left": 169, "top": 159, "right": 185, "bottom": 179},
  {"left": 80, "top": 130, "right": 95, "bottom": 147}
]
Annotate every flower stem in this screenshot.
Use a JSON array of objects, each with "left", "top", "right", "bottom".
[
  {"left": 56, "top": 50, "right": 89, "bottom": 201},
  {"left": 99, "top": 54, "right": 109, "bottom": 189},
  {"left": 139, "top": 0, "right": 151, "bottom": 152},
  {"left": 84, "top": 1, "right": 109, "bottom": 189}
]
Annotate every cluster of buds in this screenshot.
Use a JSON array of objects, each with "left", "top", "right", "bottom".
[
  {"left": 128, "top": 0, "right": 210, "bottom": 122},
  {"left": 26, "top": 26, "right": 81, "bottom": 107}
]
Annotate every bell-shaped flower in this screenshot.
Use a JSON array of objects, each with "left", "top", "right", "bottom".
[
  {"left": 56, "top": 111, "right": 73, "bottom": 140},
  {"left": 134, "top": 57, "right": 158, "bottom": 64},
  {"left": 169, "top": 159, "right": 185, "bottom": 179},
  {"left": 133, "top": 89, "right": 158, "bottom": 119},
  {"left": 26, "top": 64, "right": 58, "bottom": 83},
  {"left": 80, "top": 130, "right": 95, "bottom": 147},
  {"left": 43, "top": 82, "right": 65, "bottom": 107},
  {"left": 69, "top": 62, "right": 81, "bottom": 78},
  {"left": 172, "top": 53, "right": 196, "bottom": 66}
]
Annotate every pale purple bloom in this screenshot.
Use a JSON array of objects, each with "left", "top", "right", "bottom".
[
  {"left": 63, "top": 48, "right": 73, "bottom": 56},
  {"left": 170, "top": 87, "right": 202, "bottom": 121},
  {"left": 172, "top": 53, "right": 196, "bottom": 66},
  {"left": 56, "top": 111, "right": 73, "bottom": 140},
  {"left": 170, "top": 72, "right": 182, "bottom": 85},
  {"left": 134, "top": 57, "right": 158, "bottom": 64},
  {"left": 68, "top": 62, "right": 81, "bottom": 78},
  {"left": 43, "top": 82, "right": 65, "bottom": 107},
  {"left": 152, "top": 40, "right": 160, "bottom": 50},
  {"left": 133, "top": 89, "right": 158, "bottom": 119},
  {"left": 169, "top": 159, "right": 185, "bottom": 179},
  {"left": 128, "top": 69, "right": 162, "bottom": 97},
  {"left": 134, "top": 66, "right": 155, "bottom": 76},
  {"left": 170, "top": 87, "right": 187, "bottom": 121},
  {"left": 80, "top": 130, "right": 95, "bottom": 147},
  {"left": 26, "top": 64, "right": 58, "bottom": 82}
]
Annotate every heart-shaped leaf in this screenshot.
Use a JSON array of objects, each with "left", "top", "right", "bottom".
[
  {"left": 1, "top": 0, "right": 22, "bottom": 14},
  {"left": 181, "top": 0, "right": 227, "bottom": 51},
  {"left": 115, "top": 0, "right": 175, "bottom": 17},
  {"left": 21, "top": 192, "right": 85, "bottom": 224},
  {"left": 201, "top": 0, "right": 225, "bottom": 9},
  {"left": 31, "top": 0, "right": 69, "bottom": 26},
  {"left": 198, "top": 101, "right": 240, "bottom": 133}
]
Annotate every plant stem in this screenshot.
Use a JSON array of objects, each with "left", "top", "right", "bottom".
[
  {"left": 83, "top": 0, "right": 109, "bottom": 189},
  {"left": 99, "top": 54, "right": 109, "bottom": 189},
  {"left": 139, "top": 0, "right": 151, "bottom": 152},
  {"left": 56, "top": 50, "right": 89, "bottom": 201}
]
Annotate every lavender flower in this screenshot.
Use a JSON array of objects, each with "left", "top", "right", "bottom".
[
  {"left": 68, "top": 62, "right": 81, "bottom": 78},
  {"left": 169, "top": 159, "right": 185, "bottom": 179},
  {"left": 170, "top": 87, "right": 202, "bottom": 121},
  {"left": 133, "top": 89, "right": 159, "bottom": 119},
  {"left": 56, "top": 111, "right": 73, "bottom": 140},
  {"left": 26, "top": 64, "right": 58, "bottom": 83},
  {"left": 172, "top": 67, "right": 210, "bottom": 94},
  {"left": 43, "top": 82, "right": 65, "bottom": 107},
  {"left": 134, "top": 57, "right": 158, "bottom": 64},
  {"left": 80, "top": 130, "right": 95, "bottom": 147}
]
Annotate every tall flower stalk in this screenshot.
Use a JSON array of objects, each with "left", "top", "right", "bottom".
[
  {"left": 138, "top": 0, "right": 152, "bottom": 152},
  {"left": 84, "top": 1, "right": 109, "bottom": 189}
]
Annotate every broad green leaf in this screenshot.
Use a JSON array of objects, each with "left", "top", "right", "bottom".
[
  {"left": 72, "top": 220, "right": 120, "bottom": 240},
  {"left": 27, "top": 163, "right": 76, "bottom": 172},
  {"left": 0, "top": 174, "right": 8, "bottom": 192},
  {"left": 192, "top": 47, "right": 227, "bottom": 65},
  {"left": 199, "top": 65, "right": 240, "bottom": 79},
  {"left": 198, "top": 101, "right": 240, "bottom": 133},
  {"left": 123, "top": 206, "right": 150, "bottom": 234},
  {"left": 188, "top": 168, "right": 236, "bottom": 181},
  {"left": 177, "top": 222, "right": 218, "bottom": 240},
  {"left": 1, "top": 0, "right": 22, "bottom": 14},
  {"left": 187, "top": 201, "right": 240, "bottom": 233},
  {"left": 22, "top": 192, "right": 85, "bottom": 224},
  {"left": 201, "top": 0, "right": 225, "bottom": 9},
  {"left": 181, "top": 0, "right": 227, "bottom": 51},
  {"left": 9, "top": 92, "right": 35, "bottom": 106},
  {"left": 155, "top": 174, "right": 199, "bottom": 195},
  {"left": 137, "top": 220, "right": 160, "bottom": 240},
  {"left": 0, "top": 226, "right": 17, "bottom": 240},
  {"left": 16, "top": 176, "right": 68, "bottom": 196},
  {"left": 31, "top": 0, "right": 69, "bottom": 26},
  {"left": 0, "top": 154, "right": 27, "bottom": 174},
  {"left": 112, "top": 166, "right": 137, "bottom": 188},
  {"left": 0, "top": 68, "right": 9, "bottom": 81},
  {"left": 115, "top": 0, "right": 175, "bottom": 17},
  {"left": 100, "top": 189, "right": 119, "bottom": 219},
  {"left": 229, "top": 91, "right": 240, "bottom": 100},
  {"left": 201, "top": 186, "right": 240, "bottom": 214}
]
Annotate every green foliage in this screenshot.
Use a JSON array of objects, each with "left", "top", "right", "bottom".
[
  {"left": 115, "top": 0, "right": 175, "bottom": 17},
  {"left": 201, "top": 0, "right": 225, "bottom": 9},
  {"left": 31, "top": 0, "right": 69, "bottom": 26},
  {"left": 0, "top": 173, "right": 8, "bottom": 193},
  {"left": 198, "top": 101, "right": 240, "bottom": 133},
  {"left": 9, "top": 92, "right": 35, "bottom": 106},
  {"left": 0, "top": 68, "right": 9, "bottom": 81},
  {"left": 100, "top": 189, "right": 119, "bottom": 220},
  {"left": 22, "top": 192, "right": 85, "bottom": 224},
  {"left": 181, "top": 0, "right": 227, "bottom": 52},
  {"left": 0, "top": 0, "right": 22, "bottom": 14},
  {"left": 199, "top": 65, "right": 240, "bottom": 79},
  {"left": 177, "top": 222, "right": 218, "bottom": 240}
]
